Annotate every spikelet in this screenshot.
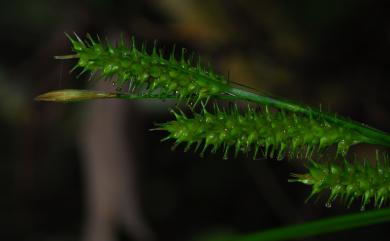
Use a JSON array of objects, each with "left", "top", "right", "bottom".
[
  {"left": 154, "top": 105, "right": 367, "bottom": 160},
  {"left": 60, "top": 33, "right": 230, "bottom": 104},
  {"left": 290, "top": 154, "right": 390, "bottom": 209}
]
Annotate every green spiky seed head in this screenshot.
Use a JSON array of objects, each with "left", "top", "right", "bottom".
[
  {"left": 155, "top": 105, "right": 366, "bottom": 160},
  {"left": 290, "top": 155, "right": 390, "bottom": 209},
  {"left": 62, "top": 33, "right": 230, "bottom": 104}
]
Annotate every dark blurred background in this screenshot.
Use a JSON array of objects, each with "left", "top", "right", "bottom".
[{"left": 1, "top": 0, "right": 390, "bottom": 241}]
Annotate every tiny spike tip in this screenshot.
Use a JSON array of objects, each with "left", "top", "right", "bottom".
[{"left": 35, "top": 89, "right": 117, "bottom": 102}]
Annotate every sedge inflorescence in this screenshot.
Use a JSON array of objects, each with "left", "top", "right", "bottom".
[
  {"left": 63, "top": 33, "right": 230, "bottom": 104},
  {"left": 47, "top": 33, "right": 390, "bottom": 210},
  {"left": 291, "top": 155, "right": 390, "bottom": 209},
  {"left": 155, "top": 105, "right": 365, "bottom": 160}
]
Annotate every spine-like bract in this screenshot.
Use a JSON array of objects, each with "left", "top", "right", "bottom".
[
  {"left": 291, "top": 156, "right": 390, "bottom": 209},
  {"left": 64, "top": 34, "right": 230, "bottom": 103},
  {"left": 155, "top": 106, "right": 366, "bottom": 159}
]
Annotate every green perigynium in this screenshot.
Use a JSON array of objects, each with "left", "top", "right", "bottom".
[
  {"left": 290, "top": 155, "right": 390, "bottom": 209},
  {"left": 63, "top": 33, "right": 230, "bottom": 104},
  {"left": 155, "top": 105, "right": 368, "bottom": 160}
]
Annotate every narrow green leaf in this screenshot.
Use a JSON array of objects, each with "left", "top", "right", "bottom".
[{"left": 206, "top": 208, "right": 390, "bottom": 241}]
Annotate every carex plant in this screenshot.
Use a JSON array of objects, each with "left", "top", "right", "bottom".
[{"left": 37, "top": 33, "right": 390, "bottom": 210}]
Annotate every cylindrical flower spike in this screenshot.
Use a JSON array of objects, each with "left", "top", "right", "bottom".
[
  {"left": 290, "top": 154, "right": 390, "bottom": 209},
  {"left": 59, "top": 33, "right": 230, "bottom": 104},
  {"left": 154, "top": 105, "right": 367, "bottom": 159}
]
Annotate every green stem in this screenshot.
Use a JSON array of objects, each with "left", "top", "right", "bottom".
[{"left": 224, "top": 87, "right": 390, "bottom": 147}]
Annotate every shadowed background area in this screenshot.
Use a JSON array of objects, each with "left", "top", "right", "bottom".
[{"left": 0, "top": 0, "right": 390, "bottom": 241}]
